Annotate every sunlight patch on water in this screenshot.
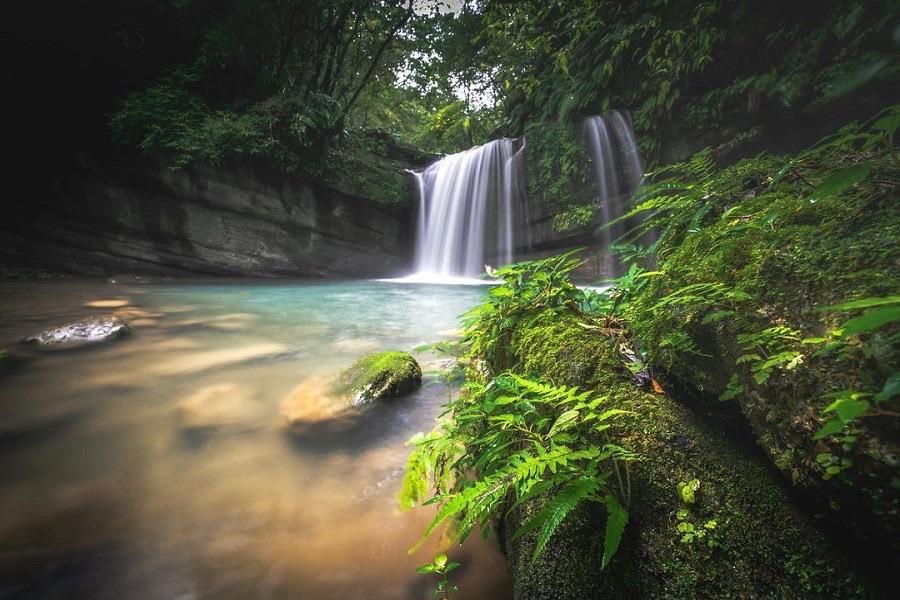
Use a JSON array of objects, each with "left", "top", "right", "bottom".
[{"left": 85, "top": 298, "right": 130, "bottom": 308}]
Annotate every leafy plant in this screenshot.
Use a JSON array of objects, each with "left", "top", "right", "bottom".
[
  {"left": 811, "top": 296, "right": 900, "bottom": 441},
  {"left": 416, "top": 553, "right": 460, "bottom": 599},
  {"left": 460, "top": 251, "right": 606, "bottom": 368},
  {"left": 673, "top": 479, "right": 720, "bottom": 546},
  {"left": 400, "top": 371, "right": 635, "bottom": 568}
]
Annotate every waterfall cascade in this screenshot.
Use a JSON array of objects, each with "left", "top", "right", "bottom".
[
  {"left": 410, "top": 138, "right": 524, "bottom": 281},
  {"left": 583, "top": 111, "right": 644, "bottom": 276}
]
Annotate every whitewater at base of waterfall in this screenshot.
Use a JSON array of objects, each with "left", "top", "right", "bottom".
[{"left": 378, "top": 273, "right": 499, "bottom": 286}]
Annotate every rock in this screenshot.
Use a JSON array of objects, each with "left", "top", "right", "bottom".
[
  {"left": 280, "top": 376, "right": 347, "bottom": 425},
  {"left": 175, "top": 383, "right": 264, "bottom": 430},
  {"left": 337, "top": 351, "right": 422, "bottom": 408},
  {"left": 21, "top": 315, "right": 130, "bottom": 346},
  {"left": 481, "top": 311, "right": 872, "bottom": 599},
  {"left": 0, "top": 157, "right": 413, "bottom": 278}
]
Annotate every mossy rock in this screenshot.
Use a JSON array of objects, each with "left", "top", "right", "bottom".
[
  {"left": 337, "top": 351, "right": 422, "bottom": 408},
  {"left": 619, "top": 146, "right": 900, "bottom": 561},
  {"left": 479, "top": 311, "right": 873, "bottom": 599}
]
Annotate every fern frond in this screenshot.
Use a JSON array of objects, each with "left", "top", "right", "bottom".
[
  {"left": 511, "top": 477, "right": 601, "bottom": 561},
  {"left": 602, "top": 494, "right": 629, "bottom": 569}
]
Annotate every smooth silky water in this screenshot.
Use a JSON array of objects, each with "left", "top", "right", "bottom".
[{"left": 0, "top": 279, "right": 511, "bottom": 599}]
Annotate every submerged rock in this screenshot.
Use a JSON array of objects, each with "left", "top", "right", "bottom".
[
  {"left": 337, "top": 351, "right": 422, "bottom": 408},
  {"left": 280, "top": 376, "right": 347, "bottom": 425},
  {"left": 175, "top": 383, "right": 264, "bottom": 430},
  {"left": 21, "top": 315, "right": 130, "bottom": 346}
]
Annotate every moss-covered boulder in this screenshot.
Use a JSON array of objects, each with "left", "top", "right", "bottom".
[
  {"left": 337, "top": 351, "right": 422, "bottom": 408},
  {"left": 481, "top": 311, "right": 872, "bottom": 599},
  {"left": 620, "top": 141, "right": 900, "bottom": 563}
]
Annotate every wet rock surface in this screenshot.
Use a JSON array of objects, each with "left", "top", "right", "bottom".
[{"left": 21, "top": 316, "right": 130, "bottom": 346}]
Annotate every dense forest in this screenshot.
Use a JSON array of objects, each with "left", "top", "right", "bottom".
[{"left": 2, "top": 1, "right": 899, "bottom": 599}]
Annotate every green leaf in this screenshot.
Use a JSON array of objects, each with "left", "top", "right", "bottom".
[
  {"left": 808, "top": 165, "right": 871, "bottom": 203},
  {"left": 823, "top": 398, "right": 870, "bottom": 424},
  {"left": 875, "top": 373, "right": 900, "bottom": 404},
  {"left": 838, "top": 307, "right": 900, "bottom": 336},
  {"left": 602, "top": 494, "right": 629, "bottom": 569},
  {"left": 547, "top": 409, "right": 580, "bottom": 437},
  {"left": 596, "top": 408, "right": 633, "bottom": 421},
  {"left": 677, "top": 480, "right": 699, "bottom": 504},
  {"left": 823, "top": 295, "right": 900, "bottom": 311},
  {"left": 416, "top": 564, "right": 436, "bottom": 574},
  {"left": 434, "top": 554, "right": 447, "bottom": 568},
  {"left": 701, "top": 310, "right": 736, "bottom": 325},
  {"left": 813, "top": 417, "right": 845, "bottom": 440}
]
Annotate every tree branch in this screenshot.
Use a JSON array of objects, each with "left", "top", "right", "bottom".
[{"left": 333, "top": 0, "right": 413, "bottom": 129}]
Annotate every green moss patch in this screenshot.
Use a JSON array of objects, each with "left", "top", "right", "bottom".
[
  {"left": 498, "top": 312, "right": 870, "bottom": 598},
  {"left": 337, "top": 351, "right": 422, "bottom": 408}
]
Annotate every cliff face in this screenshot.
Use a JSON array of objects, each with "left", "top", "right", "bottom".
[{"left": 2, "top": 156, "right": 414, "bottom": 278}]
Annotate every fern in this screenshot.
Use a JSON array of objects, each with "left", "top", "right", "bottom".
[
  {"left": 602, "top": 494, "right": 629, "bottom": 568},
  {"left": 401, "top": 372, "right": 634, "bottom": 568},
  {"left": 516, "top": 477, "right": 602, "bottom": 560}
]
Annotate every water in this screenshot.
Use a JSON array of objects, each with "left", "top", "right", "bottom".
[
  {"left": 583, "top": 111, "right": 644, "bottom": 276},
  {"left": 0, "top": 279, "right": 511, "bottom": 599},
  {"left": 413, "top": 139, "right": 524, "bottom": 279}
]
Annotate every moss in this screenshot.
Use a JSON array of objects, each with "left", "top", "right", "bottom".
[
  {"left": 337, "top": 351, "right": 422, "bottom": 408},
  {"left": 488, "top": 313, "right": 872, "bottom": 599},
  {"left": 622, "top": 141, "right": 900, "bottom": 556},
  {"left": 499, "top": 498, "right": 605, "bottom": 600}
]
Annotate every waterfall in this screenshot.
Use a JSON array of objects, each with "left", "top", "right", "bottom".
[
  {"left": 411, "top": 138, "right": 523, "bottom": 280},
  {"left": 583, "top": 111, "right": 644, "bottom": 276}
]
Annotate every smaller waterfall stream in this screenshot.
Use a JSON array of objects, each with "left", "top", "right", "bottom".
[
  {"left": 583, "top": 111, "right": 644, "bottom": 276},
  {"left": 411, "top": 138, "right": 523, "bottom": 281}
]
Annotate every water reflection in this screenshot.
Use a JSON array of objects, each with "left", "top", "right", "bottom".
[{"left": 0, "top": 279, "right": 511, "bottom": 599}]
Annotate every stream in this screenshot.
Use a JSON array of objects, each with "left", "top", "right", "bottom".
[{"left": 0, "top": 279, "right": 511, "bottom": 599}]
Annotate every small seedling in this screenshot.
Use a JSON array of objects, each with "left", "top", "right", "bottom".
[{"left": 416, "top": 553, "right": 460, "bottom": 599}]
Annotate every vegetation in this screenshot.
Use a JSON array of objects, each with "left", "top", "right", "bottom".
[
  {"left": 463, "top": 0, "right": 900, "bottom": 231},
  {"left": 106, "top": 0, "right": 500, "bottom": 204},
  {"left": 596, "top": 108, "right": 899, "bottom": 535},
  {"left": 416, "top": 553, "right": 460, "bottom": 599},
  {"left": 337, "top": 350, "right": 422, "bottom": 407},
  {"left": 400, "top": 371, "right": 634, "bottom": 565},
  {"left": 403, "top": 254, "right": 875, "bottom": 596}
]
